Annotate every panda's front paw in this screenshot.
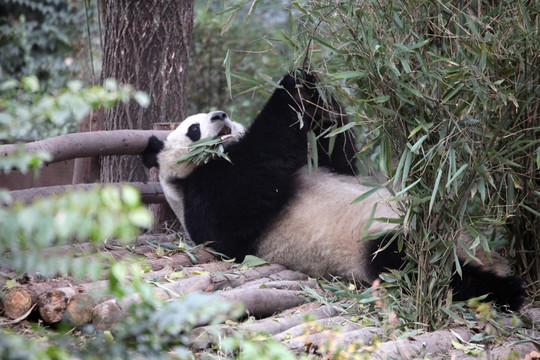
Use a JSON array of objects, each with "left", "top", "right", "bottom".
[
  {"left": 279, "top": 70, "right": 317, "bottom": 93},
  {"left": 279, "top": 70, "right": 320, "bottom": 111}
]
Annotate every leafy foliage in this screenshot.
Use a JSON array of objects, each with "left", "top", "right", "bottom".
[
  {"left": 187, "top": 2, "right": 293, "bottom": 123},
  {"left": 0, "top": 0, "right": 97, "bottom": 89},
  {"left": 0, "top": 185, "right": 152, "bottom": 278},
  {"left": 290, "top": 0, "right": 539, "bottom": 326},
  {"left": 0, "top": 76, "right": 149, "bottom": 140},
  {"left": 0, "top": 74, "right": 151, "bottom": 276}
]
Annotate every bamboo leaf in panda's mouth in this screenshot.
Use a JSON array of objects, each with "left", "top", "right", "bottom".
[{"left": 176, "top": 136, "right": 232, "bottom": 166}]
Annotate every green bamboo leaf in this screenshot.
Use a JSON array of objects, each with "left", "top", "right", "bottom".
[
  {"left": 380, "top": 137, "right": 392, "bottom": 175},
  {"left": 394, "top": 178, "right": 421, "bottom": 197},
  {"left": 223, "top": 50, "right": 232, "bottom": 98},
  {"left": 442, "top": 83, "right": 465, "bottom": 103},
  {"left": 288, "top": 10, "right": 296, "bottom": 33},
  {"left": 291, "top": 0, "right": 308, "bottom": 15},
  {"left": 408, "top": 135, "right": 428, "bottom": 154},
  {"left": 361, "top": 203, "right": 378, "bottom": 238},
  {"left": 429, "top": 169, "right": 442, "bottom": 214},
  {"left": 445, "top": 164, "right": 468, "bottom": 192},
  {"left": 240, "top": 255, "right": 270, "bottom": 268},
  {"left": 325, "top": 122, "right": 355, "bottom": 138},
  {"left": 401, "top": 150, "right": 412, "bottom": 187},
  {"left": 374, "top": 95, "right": 390, "bottom": 103},
  {"left": 408, "top": 125, "right": 424, "bottom": 139},
  {"left": 453, "top": 246, "right": 462, "bottom": 277},
  {"left": 308, "top": 130, "right": 318, "bottom": 172},
  {"left": 360, "top": 229, "right": 394, "bottom": 242},
  {"left": 397, "top": 80, "right": 423, "bottom": 98},
  {"left": 478, "top": 178, "right": 486, "bottom": 203},
  {"left": 331, "top": 71, "right": 367, "bottom": 80},
  {"left": 352, "top": 180, "right": 391, "bottom": 205},
  {"left": 394, "top": 149, "right": 408, "bottom": 186},
  {"left": 521, "top": 204, "right": 540, "bottom": 217}
]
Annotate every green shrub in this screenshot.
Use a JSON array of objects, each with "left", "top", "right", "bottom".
[{"left": 292, "top": 0, "right": 538, "bottom": 326}]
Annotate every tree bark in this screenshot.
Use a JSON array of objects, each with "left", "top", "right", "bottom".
[
  {"left": 72, "top": 108, "right": 104, "bottom": 184},
  {"left": 100, "top": 0, "right": 194, "bottom": 182}
]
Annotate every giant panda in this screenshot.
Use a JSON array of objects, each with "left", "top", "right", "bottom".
[{"left": 142, "top": 71, "right": 526, "bottom": 311}]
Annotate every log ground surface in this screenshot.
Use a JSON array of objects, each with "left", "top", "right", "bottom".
[{"left": 1, "top": 234, "right": 538, "bottom": 359}]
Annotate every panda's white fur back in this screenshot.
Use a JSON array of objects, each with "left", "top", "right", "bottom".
[{"left": 256, "top": 167, "right": 399, "bottom": 282}]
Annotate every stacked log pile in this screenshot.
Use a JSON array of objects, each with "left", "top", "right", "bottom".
[{"left": 1, "top": 235, "right": 538, "bottom": 359}]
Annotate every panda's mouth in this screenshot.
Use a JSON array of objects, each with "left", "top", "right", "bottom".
[{"left": 218, "top": 125, "right": 232, "bottom": 139}]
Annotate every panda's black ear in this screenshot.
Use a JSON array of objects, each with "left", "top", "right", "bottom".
[{"left": 141, "top": 135, "right": 164, "bottom": 169}]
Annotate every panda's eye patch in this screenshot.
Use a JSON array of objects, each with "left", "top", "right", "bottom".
[{"left": 187, "top": 123, "right": 201, "bottom": 142}]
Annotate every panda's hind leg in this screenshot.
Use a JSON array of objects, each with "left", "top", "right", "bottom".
[
  {"left": 450, "top": 262, "right": 526, "bottom": 311},
  {"left": 365, "top": 232, "right": 406, "bottom": 283}
]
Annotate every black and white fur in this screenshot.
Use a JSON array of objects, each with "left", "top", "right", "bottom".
[{"left": 142, "top": 71, "right": 526, "bottom": 310}]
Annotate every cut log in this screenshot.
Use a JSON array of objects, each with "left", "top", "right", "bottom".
[
  {"left": 39, "top": 289, "right": 69, "bottom": 324},
  {"left": 190, "top": 302, "right": 344, "bottom": 348},
  {"left": 282, "top": 326, "right": 381, "bottom": 354},
  {"left": 219, "top": 288, "right": 306, "bottom": 318},
  {"left": 244, "top": 303, "right": 343, "bottom": 336},
  {"left": 208, "top": 264, "right": 289, "bottom": 291},
  {"left": 2, "top": 279, "right": 74, "bottom": 320},
  {"left": 236, "top": 270, "right": 311, "bottom": 289},
  {"left": 32, "top": 258, "right": 223, "bottom": 324},
  {"left": 239, "top": 280, "right": 316, "bottom": 291},
  {"left": 2, "top": 287, "right": 36, "bottom": 319},
  {"left": 146, "top": 248, "right": 216, "bottom": 271},
  {"left": 92, "top": 299, "right": 125, "bottom": 331},
  {"left": 370, "top": 328, "right": 472, "bottom": 359},
  {"left": 65, "top": 294, "right": 95, "bottom": 326},
  {"left": 274, "top": 315, "right": 356, "bottom": 341}
]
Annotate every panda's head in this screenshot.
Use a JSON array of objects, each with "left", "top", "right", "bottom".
[{"left": 142, "top": 111, "right": 245, "bottom": 180}]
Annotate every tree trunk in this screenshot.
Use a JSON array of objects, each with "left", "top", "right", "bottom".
[
  {"left": 72, "top": 108, "right": 104, "bottom": 184},
  {"left": 100, "top": 0, "right": 194, "bottom": 182}
]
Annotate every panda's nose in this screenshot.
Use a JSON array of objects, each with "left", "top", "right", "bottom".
[{"left": 210, "top": 111, "right": 228, "bottom": 122}]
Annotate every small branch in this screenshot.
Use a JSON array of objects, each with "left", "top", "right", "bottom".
[{"left": 1, "top": 130, "right": 171, "bottom": 164}]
